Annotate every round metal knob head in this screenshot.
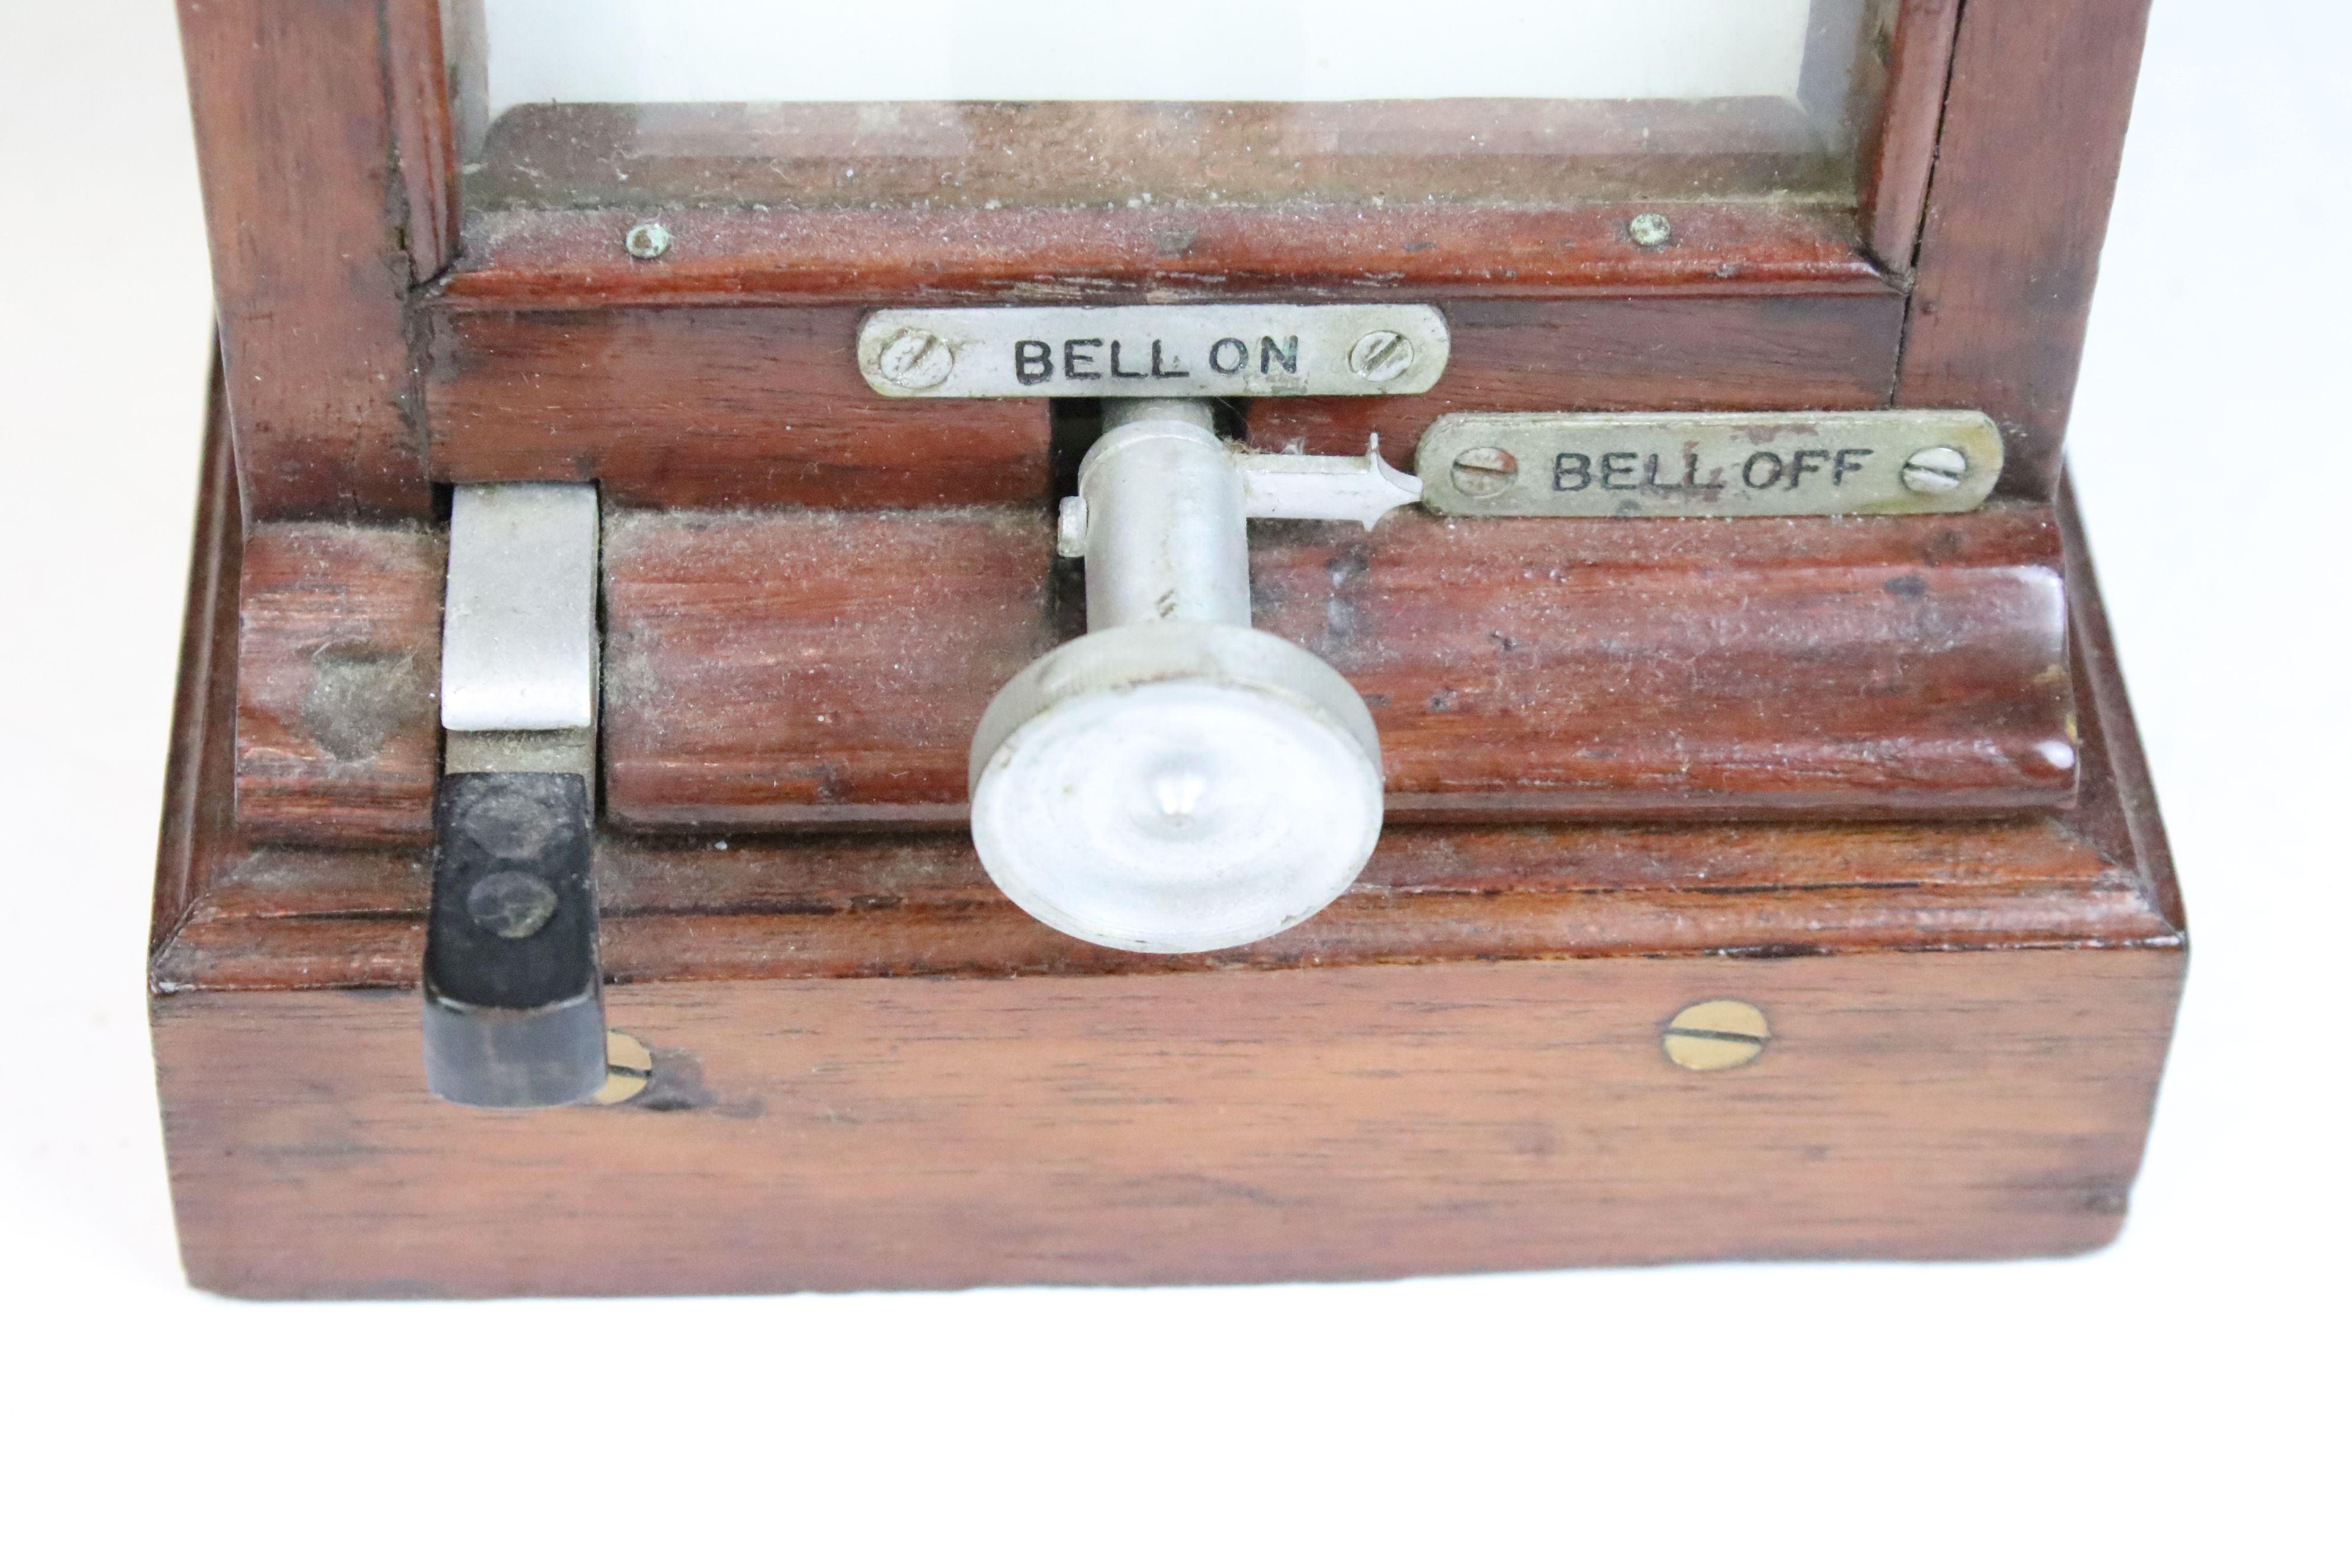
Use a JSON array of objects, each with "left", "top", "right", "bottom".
[{"left": 968, "top": 623, "right": 1384, "bottom": 954}]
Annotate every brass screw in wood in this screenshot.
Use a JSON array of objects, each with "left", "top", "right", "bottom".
[
  {"left": 1628, "top": 212, "right": 1673, "bottom": 248},
  {"left": 1662, "top": 999, "right": 1770, "bottom": 1071},
  {"left": 592, "top": 1030, "right": 654, "bottom": 1105},
  {"left": 623, "top": 222, "right": 671, "bottom": 260}
]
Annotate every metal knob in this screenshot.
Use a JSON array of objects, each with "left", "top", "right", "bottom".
[{"left": 969, "top": 401, "right": 1393, "bottom": 953}]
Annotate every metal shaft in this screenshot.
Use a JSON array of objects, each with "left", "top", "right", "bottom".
[{"left": 1081, "top": 399, "right": 1251, "bottom": 631}]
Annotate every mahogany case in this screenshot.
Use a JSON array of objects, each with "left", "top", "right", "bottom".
[{"left": 155, "top": 0, "right": 2184, "bottom": 1296}]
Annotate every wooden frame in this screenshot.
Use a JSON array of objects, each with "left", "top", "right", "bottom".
[
  {"left": 178, "top": 0, "right": 2155, "bottom": 839},
  {"left": 184, "top": 0, "right": 2154, "bottom": 850},
  {"left": 182, "top": 0, "right": 2148, "bottom": 526}
]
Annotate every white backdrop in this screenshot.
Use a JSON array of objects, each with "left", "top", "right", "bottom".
[
  {"left": 481, "top": 0, "right": 1821, "bottom": 112},
  {"left": 0, "top": 2, "right": 2343, "bottom": 1562}
]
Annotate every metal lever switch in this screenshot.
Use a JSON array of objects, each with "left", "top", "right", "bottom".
[
  {"left": 423, "top": 770, "right": 602, "bottom": 1106},
  {"left": 422, "top": 484, "right": 606, "bottom": 1108}
]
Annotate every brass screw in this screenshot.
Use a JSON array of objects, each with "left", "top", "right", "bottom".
[
  {"left": 1662, "top": 999, "right": 1770, "bottom": 1071},
  {"left": 592, "top": 1030, "right": 654, "bottom": 1105},
  {"left": 1449, "top": 446, "right": 1520, "bottom": 499},
  {"left": 623, "top": 221, "right": 671, "bottom": 260},
  {"left": 1628, "top": 212, "right": 1674, "bottom": 249},
  {"left": 1348, "top": 329, "right": 1416, "bottom": 383}
]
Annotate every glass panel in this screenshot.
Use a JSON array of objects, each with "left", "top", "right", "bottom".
[{"left": 463, "top": 0, "right": 1889, "bottom": 210}]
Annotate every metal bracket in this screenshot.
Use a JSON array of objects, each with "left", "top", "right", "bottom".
[
  {"left": 440, "top": 482, "right": 599, "bottom": 777},
  {"left": 422, "top": 770, "right": 604, "bottom": 1108},
  {"left": 1416, "top": 409, "right": 2005, "bottom": 518},
  {"left": 1236, "top": 437, "right": 1423, "bottom": 528},
  {"left": 1057, "top": 436, "right": 1422, "bottom": 557}
]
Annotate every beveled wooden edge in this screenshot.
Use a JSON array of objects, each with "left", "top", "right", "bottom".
[
  {"left": 432, "top": 1, "right": 1964, "bottom": 310},
  {"left": 1859, "top": 0, "right": 1962, "bottom": 271},
  {"left": 232, "top": 485, "right": 2075, "bottom": 844},
  {"left": 1894, "top": 0, "right": 2154, "bottom": 496},
  {"left": 2059, "top": 473, "right": 2186, "bottom": 939},
  {"left": 421, "top": 305, "right": 1056, "bottom": 512},
  {"left": 600, "top": 501, "right": 2080, "bottom": 832},
  {"left": 469, "top": 94, "right": 1840, "bottom": 213},
  {"left": 434, "top": 201, "right": 1896, "bottom": 311},
  {"left": 151, "top": 352, "right": 241, "bottom": 948},
  {"left": 177, "top": 0, "right": 435, "bottom": 522},
  {"left": 386, "top": 0, "right": 459, "bottom": 282}
]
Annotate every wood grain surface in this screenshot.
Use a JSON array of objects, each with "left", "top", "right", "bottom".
[
  {"left": 156, "top": 948, "right": 2178, "bottom": 1298},
  {"left": 232, "top": 520, "right": 444, "bottom": 845},
  {"left": 159, "top": 4, "right": 2183, "bottom": 1298},
  {"left": 436, "top": 201, "right": 1890, "bottom": 313},
  {"left": 1859, "top": 0, "right": 1963, "bottom": 271},
  {"left": 423, "top": 306, "right": 1052, "bottom": 511},
  {"left": 181, "top": 0, "right": 2150, "bottom": 524},
  {"left": 1896, "top": 0, "right": 2154, "bottom": 495},
  {"left": 602, "top": 502, "right": 2078, "bottom": 831},
  {"left": 383, "top": 0, "right": 460, "bottom": 285},
  {"left": 151, "top": 393, "right": 2186, "bottom": 1298},
  {"left": 227, "top": 496, "right": 2081, "bottom": 844},
  {"left": 1249, "top": 293, "right": 1905, "bottom": 466},
  {"left": 175, "top": 0, "right": 430, "bottom": 521},
  {"left": 462, "top": 97, "right": 1853, "bottom": 214},
  {"left": 421, "top": 293, "right": 1899, "bottom": 512}
]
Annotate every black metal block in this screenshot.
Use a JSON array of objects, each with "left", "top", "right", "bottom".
[{"left": 422, "top": 770, "right": 605, "bottom": 1108}]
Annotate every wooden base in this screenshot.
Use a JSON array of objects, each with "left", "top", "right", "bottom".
[
  {"left": 149, "top": 394, "right": 2185, "bottom": 1299},
  {"left": 154, "top": 950, "right": 2177, "bottom": 1297}
]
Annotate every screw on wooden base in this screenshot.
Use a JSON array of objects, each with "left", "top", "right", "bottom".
[
  {"left": 1662, "top": 999, "right": 1770, "bottom": 1071},
  {"left": 1628, "top": 212, "right": 1674, "bottom": 248},
  {"left": 591, "top": 1031, "right": 654, "bottom": 1106}
]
